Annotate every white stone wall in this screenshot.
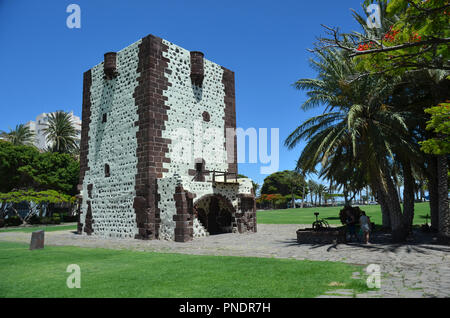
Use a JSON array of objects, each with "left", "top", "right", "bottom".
[
  {"left": 157, "top": 174, "right": 254, "bottom": 240},
  {"left": 157, "top": 40, "right": 234, "bottom": 239},
  {"left": 156, "top": 175, "right": 179, "bottom": 241},
  {"left": 80, "top": 40, "right": 142, "bottom": 238},
  {"left": 80, "top": 36, "right": 254, "bottom": 241},
  {"left": 193, "top": 218, "right": 208, "bottom": 238},
  {"left": 161, "top": 40, "right": 229, "bottom": 178}
]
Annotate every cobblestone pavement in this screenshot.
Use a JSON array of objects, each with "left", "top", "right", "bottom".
[{"left": 1, "top": 224, "right": 449, "bottom": 298}]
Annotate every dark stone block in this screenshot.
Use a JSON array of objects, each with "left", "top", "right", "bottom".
[
  {"left": 173, "top": 214, "right": 191, "bottom": 222},
  {"left": 77, "top": 222, "right": 83, "bottom": 234},
  {"left": 175, "top": 234, "right": 192, "bottom": 242},
  {"left": 30, "top": 230, "right": 45, "bottom": 250}
]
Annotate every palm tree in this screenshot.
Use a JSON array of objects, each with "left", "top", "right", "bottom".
[
  {"left": 0, "top": 124, "right": 35, "bottom": 146},
  {"left": 351, "top": 1, "right": 449, "bottom": 239},
  {"left": 42, "top": 111, "right": 79, "bottom": 154},
  {"left": 285, "top": 171, "right": 305, "bottom": 209},
  {"left": 285, "top": 47, "right": 420, "bottom": 241},
  {"left": 308, "top": 180, "right": 318, "bottom": 206},
  {"left": 317, "top": 184, "right": 327, "bottom": 206},
  {"left": 299, "top": 171, "right": 308, "bottom": 208}
]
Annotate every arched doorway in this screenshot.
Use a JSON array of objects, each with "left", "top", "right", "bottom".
[{"left": 194, "top": 194, "right": 235, "bottom": 235}]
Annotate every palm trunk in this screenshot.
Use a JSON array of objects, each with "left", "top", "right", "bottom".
[
  {"left": 428, "top": 157, "right": 439, "bottom": 231},
  {"left": 437, "top": 155, "right": 450, "bottom": 242},
  {"left": 301, "top": 186, "right": 305, "bottom": 208},
  {"left": 402, "top": 160, "right": 415, "bottom": 234},
  {"left": 343, "top": 186, "right": 350, "bottom": 207},
  {"left": 373, "top": 182, "right": 391, "bottom": 229},
  {"left": 419, "top": 183, "right": 425, "bottom": 202},
  {"left": 349, "top": 191, "right": 357, "bottom": 204},
  {"left": 366, "top": 186, "right": 369, "bottom": 204},
  {"left": 377, "top": 163, "right": 407, "bottom": 242},
  {"left": 380, "top": 196, "right": 391, "bottom": 229},
  {"left": 10, "top": 205, "right": 24, "bottom": 224},
  {"left": 291, "top": 191, "right": 295, "bottom": 209}
]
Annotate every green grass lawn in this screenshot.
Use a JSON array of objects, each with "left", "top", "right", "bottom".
[
  {"left": 0, "top": 224, "right": 77, "bottom": 233},
  {"left": 257, "top": 202, "right": 430, "bottom": 225},
  {"left": 0, "top": 241, "right": 368, "bottom": 298}
]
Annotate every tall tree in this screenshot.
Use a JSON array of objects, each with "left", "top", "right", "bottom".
[
  {"left": 42, "top": 111, "right": 79, "bottom": 154},
  {"left": 261, "top": 170, "right": 306, "bottom": 198},
  {"left": 307, "top": 180, "right": 318, "bottom": 206},
  {"left": 0, "top": 141, "right": 79, "bottom": 195},
  {"left": 285, "top": 48, "right": 419, "bottom": 241},
  {"left": 314, "top": 0, "right": 449, "bottom": 237},
  {"left": 317, "top": 184, "right": 327, "bottom": 206},
  {"left": 420, "top": 102, "right": 450, "bottom": 241},
  {"left": 0, "top": 124, "right": 35, "bottom": 146},
  {"left": 316, "top": 0, "right": 450, "bottom": 74},
  {"left": 285, "top": 171, "right": 306, "bottom": 208}
]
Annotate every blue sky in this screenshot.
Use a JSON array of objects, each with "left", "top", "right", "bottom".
[{"left": 0, "top": 0, "right": 368, "bottom": 187}]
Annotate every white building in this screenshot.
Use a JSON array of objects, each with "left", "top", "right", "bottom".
[{"left": 24, "top": 111, "right": 81, "bottom": 150}]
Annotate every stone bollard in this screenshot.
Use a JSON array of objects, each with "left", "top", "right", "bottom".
[{"left": 30, "top": 230, "right": 45, "bottom": 250}]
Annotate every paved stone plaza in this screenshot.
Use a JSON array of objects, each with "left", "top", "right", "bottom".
[{"left": 1, "top": 224, "right": 449, "bottom": 298}]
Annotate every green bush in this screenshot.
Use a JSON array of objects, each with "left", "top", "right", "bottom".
[
  {"left": 0, "top": 218, "right": 4, "bottom": 228},
  {"left": 52, "top": 213, "right": 61, "bottom": 225},
  {"left": 62, "top": 214, "right": 78, "bottom": 222},
  {"left": 41, "top": 217, "right": 51, "bottom": 225},
  {"left": 5, "top": 216, "right": 23, "bottom": 226},
  {"left": 28, "top": 215, "right": 41, "bottom": 225}
]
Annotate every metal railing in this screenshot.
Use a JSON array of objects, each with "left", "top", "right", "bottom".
[{"left": 212, "top": 170, "right": 238, "bottom": 183}]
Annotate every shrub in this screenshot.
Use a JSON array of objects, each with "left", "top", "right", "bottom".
[
  {"left": 0, "top": 218, "right": 4, "bottom": 228},
  {"left": 5, "top": 216, "right": 23, "bottom": 226},
  {"left": 52, "top": 213, "right": 61, "bottom": 225},
  {"left": 62, "top": 214, "right": 78, "bottom": 222},
  {"left": 28, "top": 215, "right": 42, "bottom": 225},
  {"left": 41, "top": 217, "right": 52, "bottom": 224}
]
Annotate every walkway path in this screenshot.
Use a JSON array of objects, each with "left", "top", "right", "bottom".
[{"left": 1, "top": 224, "right": 449, "bottom": 298}]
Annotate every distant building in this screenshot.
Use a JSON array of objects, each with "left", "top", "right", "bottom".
[{"left": 24, "top": 111, "right": 81, "bottom": 150}]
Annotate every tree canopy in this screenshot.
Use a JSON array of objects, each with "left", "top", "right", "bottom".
[
  {"left": 260, "top": 170, "right": 307, "bottom": 197},
  {"left": 316, "top": 0, "right": 450, "bottom": 75},
  {"left": 0, "top": 140, "right": 79, "bottom": 195},
  {"left": 0, "top": 124, "right": 35, "bottom": 146},
  {"left": 43, "top": 111, "right": 79, "bottom": 154},
  {"left": 0, "top": 189, "right": 76, "bottom": 205},
  {"left": 420, "top": 102, "right": 450, "bottom": 155},
  {"left": 286, "top": 0, "right": 449, "bottom": 242}
]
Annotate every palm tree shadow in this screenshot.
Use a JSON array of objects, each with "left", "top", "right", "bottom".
[{"left": 276, "top": 229, "right": 450, "bottom": 254}]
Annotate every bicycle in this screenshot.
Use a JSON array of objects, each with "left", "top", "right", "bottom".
[{"left": 312, "top": 212, "right": 330, "bottom": 231}]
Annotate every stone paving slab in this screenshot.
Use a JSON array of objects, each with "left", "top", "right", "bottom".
[{"left": 0, "top": 224, "right": 449, "bottom": 298}]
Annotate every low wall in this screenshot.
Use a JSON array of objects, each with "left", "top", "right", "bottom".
[{"left": 296, "top": 227, "right": 347, "bottom": 244}]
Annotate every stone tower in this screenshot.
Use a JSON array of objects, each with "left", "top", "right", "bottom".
[{"left": 78, "top": 34, "right": 256, "bottom": 242}]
